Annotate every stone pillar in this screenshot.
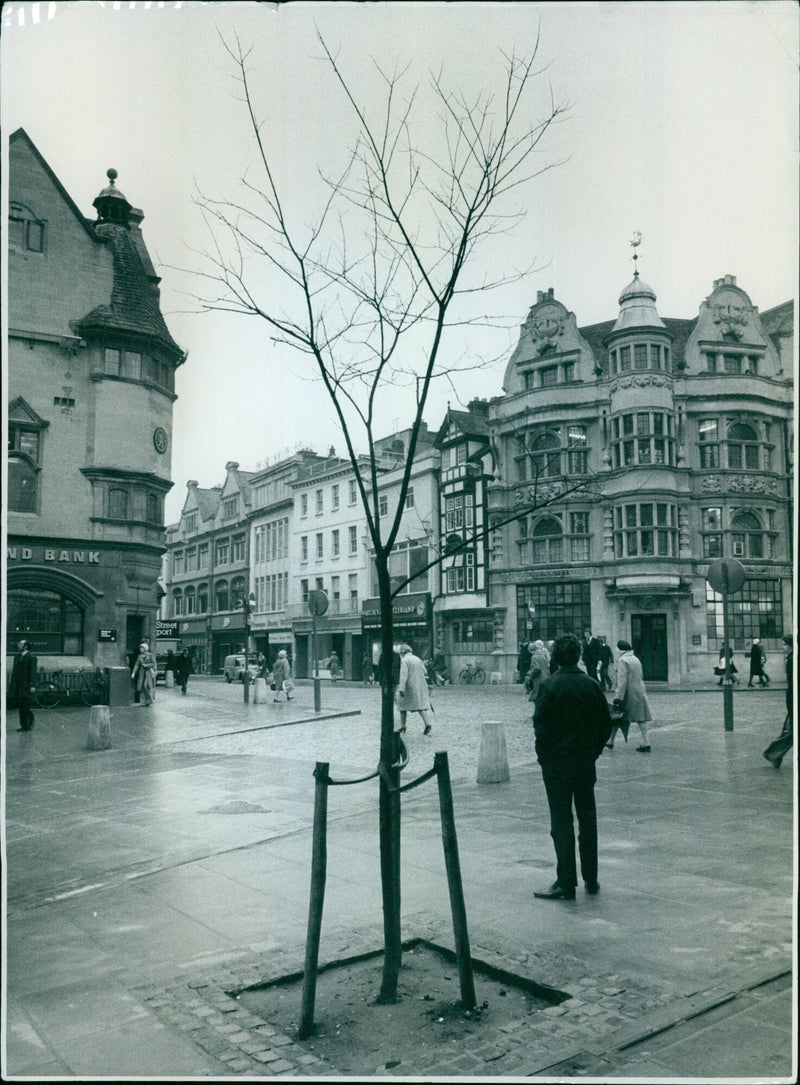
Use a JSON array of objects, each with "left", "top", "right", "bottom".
[
  {"left": 165, "top": 669, "right": 175, "bottom": 688},
  {"left": 86, "top": 705, "right": 112, "bottom": 751},
  {"left": 253, "top": 677, "right": 268, "bottom": 704},
  {"left": 476, "top": 720, "right": 510, "bottom": 783}
]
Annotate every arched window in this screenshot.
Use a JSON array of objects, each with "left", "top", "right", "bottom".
[
  {"left": 173, "top": 588, "right": 183, "bottom": 616},
  {"left": 731, "top": 509, "right": 765, "bottom": 559},
  {"left": 184, "top": 586, "right": 196, "bottom": 615},
  {"left": 215, "top": 580, "right": 229, "bottom": 612},
  {"left": 196, "top": 583, "right": 209, "bottom": 614},
  {"left": 231, "top": 576, "right": 246, "bottom": 609},
  {"left": 532, "top": 432, "right": 561, "bottom": 479},
  {"left": 108, "top": 488, "right": 128, "bottom": 519},
  {"left": 6, "top": 588, "right": 83, "bottom": 654},
  {"left": 531, "top": 516, "right": 563, "bottom": 564},
  {"left": 726, "top": 422, "right": 760, "bottom": 470}
]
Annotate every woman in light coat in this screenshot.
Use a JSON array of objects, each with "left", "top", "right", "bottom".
[
  {"left": 131, "top": 641, "right": 156, "bottom": 706},
  {"left": 396, "top": 644, "right": 432, "bottom": 735},
  {"left": 271, "top": 650, "right": 294, "bottom": 702},
  {"left": 610, "top": 640, "right": 653, "bottom": 752},
  {"left": 525, "top": 640, "right": 551, "bottom": 712}
]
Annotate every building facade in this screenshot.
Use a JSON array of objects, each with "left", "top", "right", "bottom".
[
  {"left": 487, "top": 273, "right": 794, "bottom": 683},
  {"left": 6, "top": 130, "right": 184, "bottom": 672}
]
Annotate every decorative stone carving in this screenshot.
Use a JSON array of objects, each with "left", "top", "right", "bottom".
[
  {"left": 529, "top": 304, "right": 565, "bottom": 354},
  {"left": 711, "top": 294, "right": 750, "bottom": 339},
  {"left": 700, "top": 475, "right": 778, "bottom": 495},
  {"left": 603, "top": 508, "right": 614, "bottom": 559},
  {"left": 514, "top": 481, "right": 566, "bottom": 505},
  {"left": 612, "top": 374, "right": 672, "bottom": 390},
  {"left": 678, "top": 506, "right": 691, "bottom": 557}
]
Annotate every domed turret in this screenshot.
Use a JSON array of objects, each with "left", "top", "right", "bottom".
[
  {"left": 93, "top": 168, "right": 131, "bottom": 226},
  {"left": 612, "top": 271, "right": 666, "bottom": 332}
]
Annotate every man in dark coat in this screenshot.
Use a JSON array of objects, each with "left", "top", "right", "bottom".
[
  {"left": 173, "top": 648, "right": 192, "bottom": 695},
  {"left": 581, "top": 628, "right": 601, "bottom": 682},
  {"left": 516, "top": 641, "right": 532, "bottom": 684},
  {"left": 10, "top": 640, "right": 38, "bottom": 731},
  {"left": 763, "top": 635, "right": 794, "bottom": 768},
  {"left": 532, "top": 633, "right": 612, "bottom": 900}
]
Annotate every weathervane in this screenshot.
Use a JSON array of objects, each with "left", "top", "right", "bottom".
[{"left": 630, "top": 230, "right": 643, "bottom": 276}]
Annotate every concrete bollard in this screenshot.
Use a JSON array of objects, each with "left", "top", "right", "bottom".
[
  {"left": 165, "top": 670, "right": 175, "bottom": 689},
  {"left": 253, "top": 677, "right": 268, "bottom": 704},
  {"left": 476, "top": 720, "right": 510, "bottom": 784},
  {"left": 86, "top": 705, "right": 112, "bottom": 751}
]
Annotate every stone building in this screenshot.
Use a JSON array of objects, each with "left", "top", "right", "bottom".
[
  {"left": 6, "top": 130, "right": 184, "bottom": 672},
  {"left": 487, "top": 271, "right": 794, "bottom": 683}
]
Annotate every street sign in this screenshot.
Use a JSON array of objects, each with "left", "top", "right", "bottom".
[
  {"left": 308, "top": 589, "right": 329, "bottom": 617},
  {"left": 706, "top": 558, "right": 746, "bottom": 595}
]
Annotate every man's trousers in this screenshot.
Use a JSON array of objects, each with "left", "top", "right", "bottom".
[{"left": 542, "top": 772, "right": 598, "bottom": 889}]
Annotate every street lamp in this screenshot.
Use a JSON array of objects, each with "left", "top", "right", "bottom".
[{"left": 241, "top": 590, "right": 256, "bottom": 704}]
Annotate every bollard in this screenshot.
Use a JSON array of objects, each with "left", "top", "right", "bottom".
[
  {"left": 476, "top": 720, "right": 510, "bottom": 783},
  {"left": 86, "top": 705, "right": 112, "bottom": 750},
  {"left": 165, "top": 669, "right": 175, "bottom": 689},
  {"left": 253, "top": 677, "right": 268, "bottom": 704}
]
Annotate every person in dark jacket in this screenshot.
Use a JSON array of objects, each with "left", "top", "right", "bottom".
[
  {"left": 763, "top": 635, "right": 794, "bottom": 768},
  {"left": 516, "top": 641, "right": 532, "bottom": 684},
  {"left": 581, "top": 628, "right": 602, "bottom": 682},
  {"left": 597, "top": 638, "right": 614, "bottom": 690},
  {"left": 10, "top": 640, "right": 38, "bottom": 731},
  {"left": 173, "top": 649, "right": 192, "bottom": 695},
  {"left": 532, "top": 634, "right": 612, "bottom": 901},
  {"left": 748, "top": 639, "right": 770, "bottom": 686}
]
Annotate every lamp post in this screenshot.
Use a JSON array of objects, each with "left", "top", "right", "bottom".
[
  {"left": 706, "top": 558, "right": 746, "bottom": 732},
  {"left": 308, "top": 590, "right": 329, "bottom": 713},
  {"left": 241, "top": 591, "right": 256, "bottom": 704}
]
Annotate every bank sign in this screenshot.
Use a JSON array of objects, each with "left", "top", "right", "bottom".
[
  {"left": 361, "top": 592, "right": 430, "bottom": 621},
  {"left": 8, "top": 546, "right": 101, "bottom": 563}
]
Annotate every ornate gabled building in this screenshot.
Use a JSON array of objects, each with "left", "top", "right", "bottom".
[
  {"left": 6, "top": 129, "right": 185, "bottom": 670},
  {"left": 487, "top": 270, "right": 794, "bottom": 683}
]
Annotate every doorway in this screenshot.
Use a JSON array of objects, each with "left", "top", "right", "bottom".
[{"left": 631, "top": 613, "right": 668, "bottom": 681}]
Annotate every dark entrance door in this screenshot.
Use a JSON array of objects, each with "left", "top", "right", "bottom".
[
  {"left": 631, "top": 613, "right": 668, "bottom": 681},
  {"left": 126, "top": 614, "right": 145, "bottom": 666}
]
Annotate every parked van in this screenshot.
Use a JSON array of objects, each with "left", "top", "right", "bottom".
[{"left": 223, "top": 654, "right": 259, "bottom": 683}]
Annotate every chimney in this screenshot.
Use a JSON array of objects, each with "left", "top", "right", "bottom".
[
  {"left": 468, "top": 397, "right": 490, "bottom": 417},
  {"left": 187, "top": 480, "right": 198, "bottom": 488},
  {"left": 225, "top": 461, "right": 239, "bottom": 471}
]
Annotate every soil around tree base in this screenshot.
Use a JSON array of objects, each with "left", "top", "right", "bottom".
[{"left": 236, "top": 941, "right": 563, "bottom": 1077}]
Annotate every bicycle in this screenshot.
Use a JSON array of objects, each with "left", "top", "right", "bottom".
[
  {"left": 458, "top": 661, "right": 486, "bottom": 685},
  {"left": 34, "top": 668, "right": 107, "bottom": 708}
]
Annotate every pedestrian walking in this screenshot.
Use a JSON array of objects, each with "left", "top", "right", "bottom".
[
  {"left": 328, "top": 650, "right": 341, "bottom": 682},
  {"left": 516, "top": 640, "right": 532, "bottom": 684},
  {"left": 597, "top": 638, "right": 614, "bottom": 691},
  {"left": 610, "top": 640, "right": 653, "bottom": 751},
  {"left": 10, "top": 640, "right": 38, "bottom": 732},
  {"left": 362, "top": 651, "right": 374, "bottom": 685},
  {"left": 581, "top": 628, "right": 602, "bottom": 682},
  {"left": 432, "top": 645, "right": 448, "bottom": 685},
  {"left": 715, "top": 646, "right": 739, "bottom": 685},
  {"left": 173, "top": 648, "right": 192, "bottom": 695},
  {"left": 395, "top": 644, "right": 433, "bottom": 735},
  {"left": 524, "top": 640, "right": 551, "bottom": 715},
  {"left": 256, "top": 652, "right": 269, "bottom": 679},
  {"left": 532, "top": 634, "right": 612, "bottom": 901},
  {"left": 128, "top": 648, "right": 141, "bottom": 703},
  {"left": 763, "top": 635, "right": 794, "bottom": 768},
  {"left": 131, "top": 641, "right": 156, "bottom": 706},
  {"left": 271, "top": 649, "right": 294, "bottom": 702},
  {"left": 748, "top": 639, "right": 770, "bottom": 687},
  {"left": 547, "top": 640, "right": 558, "bottom": 675}
]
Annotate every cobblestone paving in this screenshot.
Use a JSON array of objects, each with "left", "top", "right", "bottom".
[{"left": 135, "top": 912, "right": 686, "bottom": 1078}]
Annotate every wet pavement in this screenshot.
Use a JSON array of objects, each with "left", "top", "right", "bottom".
[{"left": 2, "top": 677, "right": 795, "bottom": 1080}]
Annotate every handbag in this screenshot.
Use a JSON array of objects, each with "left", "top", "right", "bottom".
[
  {"left": 609, "top": 701, "right": 630, "bottom": 741},
  {"left": 283, "top": 678, "right": 294, "bottom": 694}
]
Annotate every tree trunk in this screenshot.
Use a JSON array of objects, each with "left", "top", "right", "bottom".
[{"left": 376, "top": 553, "right": 402, "bottom": 1003}]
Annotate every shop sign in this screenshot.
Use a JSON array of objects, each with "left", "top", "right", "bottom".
[
  {"left": 8, "top": 546, "right": 100, "bottom": 563},
  {"left": 156, "top": 620, "right": 179, "bottom": 639},
  {"left": 362, "top": 592, "right": 430, "bottom": 622},
  {"left": 98, "top": 629, "right": 117, "bottom": 642}
]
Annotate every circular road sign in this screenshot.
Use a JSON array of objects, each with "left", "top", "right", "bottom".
[
  {"left": 706, "top": 558, "right": 746, "bottom": 595},
  {"left": 307, "top": 589, "right": 329, "bottom": 617}
]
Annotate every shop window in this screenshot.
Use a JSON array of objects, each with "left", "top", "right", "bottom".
[
  {"left": 6, "top": 588, "right": 84, "bottom": 655},
  {"left": 451, "top": 620, "right": 494, "bottom": 650},
  {"left": 516, "top": 581, "right": 591, "bottom": 644},
  {"left": 706, "top": 578, "right": 783, "bottom": 648}
]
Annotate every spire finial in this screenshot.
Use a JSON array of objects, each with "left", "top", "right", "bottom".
[
  {"left": 106, "top": 168, "right": 118, "bottom": 184},
  {"left": 629, "top": 230, "right": 643, "bottom": 277}
]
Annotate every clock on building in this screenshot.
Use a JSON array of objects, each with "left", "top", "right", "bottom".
[{"left": 153, "top": 427, "right": 168, "bottom": 454}]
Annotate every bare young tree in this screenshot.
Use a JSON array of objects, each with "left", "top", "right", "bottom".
[{"left": 190, "top": 29, "right": 569, "bottom": 1003}]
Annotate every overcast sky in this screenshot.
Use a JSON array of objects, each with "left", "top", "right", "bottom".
[{"left": 3, "top": 1, "right": 797, "bottom": 523}]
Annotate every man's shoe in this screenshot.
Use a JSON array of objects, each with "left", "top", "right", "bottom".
[
  {"left": 534, "top": 881, "right": 575, "bottom": 901},
  {"left": 636, "top": 745, "right": 651, "bottom": 752},
  {"left": 763, "top": 750, "right": 782, "bottom": 768},
  {"left": 585, "top": 882, "right": 600, "bottom": 894},
  {"left": 604, "top": 743, "right": 614, "bottom": 750}
]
